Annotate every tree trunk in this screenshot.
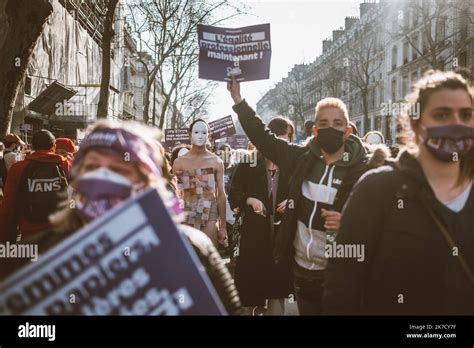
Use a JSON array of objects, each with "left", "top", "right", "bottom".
[
  {"left": 362, "top": 92, "right": 369, "bottom": 134},
  {"left": 0, "top": 0, "right": 52, "bottom": 136},
  {"left": 143, "top": 68, "right": 158, "bottom": 125},
  {"left": 171, "top": 100, "right": 178, "bottom": 128},
  {"left": 159, "top": 94, "right": 171, "bottom": 129},
  {"left": 96, "top": 0, "right": 119, "bottom": 119}
]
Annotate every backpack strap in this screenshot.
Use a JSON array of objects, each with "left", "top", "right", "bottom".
[
  {"left": 391, "top": 161, "right": 474, "bottom": 290},
  {"left": 417, "top": 191, "right": 474, "bottom": 290}
]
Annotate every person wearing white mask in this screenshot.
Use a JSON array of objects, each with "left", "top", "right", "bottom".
[
  {"left": 363, "top": 130, "right": 385, "bottom": 145},
  {"left": 173, "top": 119, "right": 228, "bottom": 248}
]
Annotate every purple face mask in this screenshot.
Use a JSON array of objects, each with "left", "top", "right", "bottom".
[
  {"left": 420, "top": 124, "right": 474, "bottom": 162},
  {"left": 75, "top": 167, "right": 134, "bottom": 222}
]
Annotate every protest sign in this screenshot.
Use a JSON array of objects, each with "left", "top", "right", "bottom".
[
  {"left": 197, "top": 23, "right": 271, "bottom": 82},
  {"left": 233, "top": 135, "right": 249, "bottom": 149},
  {"left": 164, "top": 128, "right": 190, "bottom": 152},
  {"left": 0, "top": 189, "right": 226, "bottom": 315},
  {"left": 208, "top": 115, "right": 236, "bottom": 140},
  {"left": 224, "top": 135, "right": 248, "bottom": 149}
]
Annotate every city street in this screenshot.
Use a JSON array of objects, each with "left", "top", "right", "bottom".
[{"left": 0, "top": 0, "right": 473, "bottom": 330}]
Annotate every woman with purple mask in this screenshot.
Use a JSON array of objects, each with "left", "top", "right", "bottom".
[
  {"left": 324, "top": 70, "right": 474, "bottom": 315},
  {"left": 2, "top": 120, "right": 242, "bottom": 315}
]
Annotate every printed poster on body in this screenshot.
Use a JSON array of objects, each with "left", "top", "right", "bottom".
[{"left": 0, "top": 189, "right": 226, "bottom": 316}]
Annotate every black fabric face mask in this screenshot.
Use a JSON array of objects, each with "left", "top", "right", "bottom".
[{"left": 316, "top": 127, "right": 345, "bottom": 154}]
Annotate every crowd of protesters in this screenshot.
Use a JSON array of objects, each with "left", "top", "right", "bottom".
[{"left": 0, "top": 68, "right": 472, "bottom": 316}]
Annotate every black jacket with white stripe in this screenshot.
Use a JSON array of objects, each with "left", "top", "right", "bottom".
[{"left": 233, "top": 100, "right": 388, "bottom": 271}]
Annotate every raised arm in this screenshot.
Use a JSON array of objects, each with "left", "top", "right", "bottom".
[{"left": 227, "top": 76, "right": 304, "bottom": 169}]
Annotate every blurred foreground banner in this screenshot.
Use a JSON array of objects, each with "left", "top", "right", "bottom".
[{"left": 0, "top": 189, "right": 226, "bottom": 315}]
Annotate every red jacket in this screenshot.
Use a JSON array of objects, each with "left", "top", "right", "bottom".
[{"left": 0, "top": 150, "right": 71, "bottom": 243}]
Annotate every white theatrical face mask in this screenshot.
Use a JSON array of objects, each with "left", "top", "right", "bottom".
[
  {"left": 191, "top": 121, "right": 209, "bottom": 147},
  {"left": 365, "top": 133, "right": 383, "bottom": 145}
]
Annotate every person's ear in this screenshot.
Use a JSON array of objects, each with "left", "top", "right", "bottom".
[
  {"left": 312, "top": 125, "right": 318, "bottom": 137},
  {"left": 344, "top": 126, "right": 352, "bottom": 138}
]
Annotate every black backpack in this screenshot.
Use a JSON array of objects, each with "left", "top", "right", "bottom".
[{"left": 20, "top": 160, "right": 68, "bottom": 224}]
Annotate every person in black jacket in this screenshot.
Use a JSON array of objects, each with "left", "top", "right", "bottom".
[
  {"left": 323, "top": 70, "right": 474, "bottom": 315},
  {"left": 227, "top": 76, "right": 388, "bottom": 315},
  {"left": 229, "top": 117, "right": 294, "bottom": 315}
]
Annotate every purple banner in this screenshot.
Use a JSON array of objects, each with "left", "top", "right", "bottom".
[
  {"left": 0, "top": 189, "right": 226, "bottom": 315},
  {"left": 164, "top": 129, "right": 190, "bottom": 152},
  {"left": 234, "top": 135, "right": 249, "bottom": 149},
  {"left": 221, "top": 135, "right": 248, "bottom": 150},
  {"left": 209, "top": 115, "right": 236, "bottom": 140},
  {"left": 197, "top": 23, "right": 271, "bottom": 82}
]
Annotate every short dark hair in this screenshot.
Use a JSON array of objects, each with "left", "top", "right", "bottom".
[
  {"left": 349, "top": 121, "right": 358, "bottom": 136},
  {"left": 268, "top": 117, "right": 295, "bottom": 142},
  {"left": 32, "top": 129, "right": 55, "bottom": 151},
  {"left": 188, "top": 119, "right": 210, "bottom": 133},
  {"left": 304, "top": 120, "right": 313, "bottom": 137}
]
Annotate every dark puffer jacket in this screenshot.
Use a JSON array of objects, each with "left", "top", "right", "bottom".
[{"left": 323, "top": 151, "right": 474, "bottom": 314}]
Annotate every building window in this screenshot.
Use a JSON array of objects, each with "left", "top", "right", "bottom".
[
  {"left": 391, "top": 45, "right": 398, "bottom": 70},
  {"left": 403, "top": 41, "right": 409, "bottom": 64},
  {"left": 369, "top": 89, "right": 375, "bottom": 109},
  {"left": 411, "top": 70, "right": 419, "bottom": 86},
  {"left": 422, "top": 33, "right": 429, "bottom": 54},
  {"left": 375, "top": 116, "right": 382, "bottom": 131},
  {"left": 391, "top": 77, "right": 397, "bottom": 101},
  {"left": 412, "top": 6, "right": 419, "bottom": 27},
  {"left": 402, "top": 75, "right": 409, "bottom": 98},
  {"left": 403, "top": 9, "right": 410, "bottom": 29},
  {"left": 385, "top": 115, "right": 393, "bottom": 142},
  {"left": 437, "top": 16, "right": 447, "bottom": 43},
  {"left": 411, "top": 35, "right": 419, "bottom": 60}
]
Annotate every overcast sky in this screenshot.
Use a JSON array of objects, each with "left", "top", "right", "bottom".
[{"left": 207, "top": 0, "right": 362, "bottom": 121}]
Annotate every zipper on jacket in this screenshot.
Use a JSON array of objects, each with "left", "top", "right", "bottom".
[{"left": 306, "top": 164, "right": 335, "bottom": 270}]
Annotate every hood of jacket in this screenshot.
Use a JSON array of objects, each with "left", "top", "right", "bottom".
[{"left": 24, "top": 150, "right": 67, "bottom": 165}]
